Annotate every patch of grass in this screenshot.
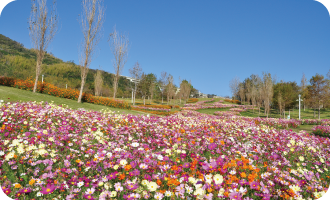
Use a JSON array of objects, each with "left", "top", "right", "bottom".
[
  {"left": 288, "top": 125, "right": 314, "bottom": 134},
  {"left": 197, "top": 107, "right": 231, "bottom": 115},
  {"left": 240, "top": 107, "right": 330, "bottom": 120}
]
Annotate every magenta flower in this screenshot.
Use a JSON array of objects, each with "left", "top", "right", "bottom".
[
  {"left": 83, "top": 194, "right": 95, "bottom": 200},
  {"left": 229, "top": 191, "right": 242, "bottom": 200},
  {"left": 249, "top": 181, "right": 259, "bottom": 190},
  {"left": 208, "top": 143, "right": 217, "bottom": 150},
  {"left": 182, "top": 162, "right": 190, "bottom": 168},
  {"left": 40, "top": 183, "right": 55, "bottom": 195}
]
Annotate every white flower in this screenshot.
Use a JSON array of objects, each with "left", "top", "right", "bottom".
[
  {"left": 104, "top": 182, "right": 112, "bottom": 190},
  {"left": 213, "top": 174, "right": 224, "bottom": 185},
  {"left": 218, "top": 188, "right": 225, "bottom": 197},
  {"left": 186, "top": 186, "right": 193, "bottom": 194},
  {"left": 110, "top": 191, "right": 117, "bottom": 197},
  {"left": 77, "top": 181, "right": 84, "bottom": 187},
  {"left": 289, "top": 185, "right": 301, "bottom": 192},
  {"left": 132, "top": 142, "right": 139, "bottom": 147},
  {"left": 194, "top": 188, "right": 206, "bottom": 199},
  {"left": 141, "top": 180, "right": 149, "bottom": 186},
  {"left": 229, "top": 169, "right": 236, "bottom": 175},
  {"left": 157, "top": 155, "right": 164, "bottom": 160},
  {"left": 120, "top": 159, "right": 127, "bottom": 166},
  {"left": 37, "top": 192, "right": 43, "bottom": 197},
  {"left": 205, "top": 174, "right": 213, "bottom": 184},
  {"left": 165, "top": 191, "right": 172, "bottom": 197},
  {"left": 0, "top": 151, "right": 5, "bottom": 156},
  {"left": 147, "top": 182, "right": 158, "bottom": 192},
  {"left": 17, "top": 147, "right": 25, "bottom": 154},
  {"left": 299, "top": 156, "right": 304, "bottom": 162}
]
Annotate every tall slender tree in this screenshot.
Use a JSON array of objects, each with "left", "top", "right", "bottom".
[
  {"left": 78, "top": 0, "right": 105, "bottom": 103},
  {"left": 29, "top": 0, "right": 58, "bottom": 93},
  {"left": 262, "top": 72, "right": 273, "bottom": 118},
  {"left": 309, "top": 74, "right": 327, "bottom": 119},
  {"left": 300, "top": 73, "right": 308, "bottom": 111},
  {"left": 109, "top": 26, "right": 129, "bottom": 99},
  {"left": 94, "top": 67, "right": 103, "bottom": 96},
  {"left": 129, "top": 62, "right": 142, "bottom": 105}
]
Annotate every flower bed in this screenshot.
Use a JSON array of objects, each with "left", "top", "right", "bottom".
[
  {"left": 0, "top": 102, "right": 329, "bottom": 200},
  {"left": 0, "top": 76, "right": 130, "bottom": 110},
  {"left": 312, "top": 125, "right": 330, "bottom": 138},
  {"left": 186, "top": 98, "right": 198, "bottom": 104}
]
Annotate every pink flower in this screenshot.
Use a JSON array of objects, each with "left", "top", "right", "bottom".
[{"left": 40, "top": 183, "right": 55, "bottom": 195}]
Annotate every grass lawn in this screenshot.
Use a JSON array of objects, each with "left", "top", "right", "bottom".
[
  {"left": 197, "top": 107, "right": 231, "bottom": 115},
  {"left": 240, "top": 106, "right": 330, "bottom": 120},
  {"left": 0, "top": 85, "right": 145, "bottom": 115}
]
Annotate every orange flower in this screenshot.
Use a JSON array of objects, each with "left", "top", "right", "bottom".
[
  {"left": 209, "top": 138, "right": 214, "bottom": 143},
  {"left": 156, "top": 179, "right": 162, "bottom": 186},
  {"left": 240, "top": 172, "right": 247, "bottom": 178},
  {"left": 124, "top": 164, "right": 132, "bottom": 171},
  {"left": 118, "top": 173, "right": 125, "bottom": 180}
]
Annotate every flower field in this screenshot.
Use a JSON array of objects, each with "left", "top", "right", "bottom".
[
  {"left": 312, "top": 126, "right": 330, "bottom": 138},
  {"left": 1, "top": 101, "right": 330, "bottom": 200}
]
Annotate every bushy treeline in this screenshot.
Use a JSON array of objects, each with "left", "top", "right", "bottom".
[{"left": 231, "top": 72, "right": 330, "bottom": 119}]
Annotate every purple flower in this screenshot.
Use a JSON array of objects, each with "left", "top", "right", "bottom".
[
  {"left": 229, "top": 191, "right": 242, "bottom": 200},
  {"left": 40, "top": 183, "right": 56, "bottom": 195},
  {"left": 208, "top": 143, "right": 217, "bottom": 150},
  {"left": 143, "top": 157, "right": 152, "bottom": 164},
  {"left": 250, "top": 181, "right": 259, "bottom": 190},
  {"left": 144, "top": 174, "right": 152, "bottom": 181},
  {"left": 183, "top": 162, "right": 190, "bottom": 168},
  {"left": 83, "top": 194, "right": 95, "bottom": 200},
  {"left": 130, "top": 161, "right": 137, "bottom": 168}
]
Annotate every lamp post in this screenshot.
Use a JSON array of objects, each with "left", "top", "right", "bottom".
[{"left": 297, "top": 94, "right": 303, "bottom": 120}]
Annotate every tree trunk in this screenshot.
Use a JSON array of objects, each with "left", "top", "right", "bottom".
[
  {"left": 33, "top": 54, "right": 42, "bottom": 93},
  {"left": 113, "top": 76, "right": 118, "bottom": 99},
  {"left": 313, "top": 108, "right": 316, "bottom": 118},
  {"left": 318, "top": 107, "right": 321, "bottom": 120},
  {"left": 143, "top": 96, "right": 145, "bottom": 105},
  {"left": 78, "top": 78, "right": 86, "bottom": 103}
]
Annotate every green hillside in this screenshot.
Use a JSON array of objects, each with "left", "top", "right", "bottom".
[{"left": 0, "top": 34, "right": 132, "bottom": 97}]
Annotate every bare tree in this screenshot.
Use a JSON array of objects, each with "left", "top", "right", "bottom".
[
  {"left": 300, "top": 73, "right": 308, "bottom": 111},
  {"left": 77, "top": 0, "right": 105, "bottom": 103},
  {"left": 129, "top": 62, "right": 142, "bottom": 105},
  {"left": 29, "top": 0, "right": 58, "bottom": 93},
  {"left": 180, "top": 79, "right": 192, "bottom": 104},
  {"left": 109, "top": 26, "right": 129, "bottom": 99},
  {"left": 94, "top": 67, "right": 103, "bottom": 96},
  {"left": 229, "top": 76, "right": 240, "bottom": 100},
  {"left": 160, "top": 72, "right": 168, "bottom": 104},
  {"left": 238, "top": 83, "right": 245, "bottom": 104},
  {"left": 262, "top": 72, "right": 273, "bottom": 118},
  {"left": 166, "top": 74, "right": 175, "bottom": 105}
]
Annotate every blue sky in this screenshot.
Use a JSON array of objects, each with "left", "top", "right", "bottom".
[{"left": 0, "top": 0, "right": 330, "bottom": 97}]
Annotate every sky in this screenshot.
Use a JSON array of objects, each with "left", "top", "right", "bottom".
[{"left": 0, "top": 0, "right": 330, "bottom": 97}]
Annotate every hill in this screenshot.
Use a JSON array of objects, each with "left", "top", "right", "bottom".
[{"left": 0, "top": 34, "right": 132, "bottom": 97}]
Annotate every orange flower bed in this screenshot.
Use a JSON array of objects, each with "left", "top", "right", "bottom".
[
  {"left": 224, "top": 99, "right": 241, "bottom": 104},
  {"left": 187, "top": 98, "right": 198, "bottom": 103},
  {"left": 0, "top": 76, "right": 131, "bottom": 110},
  {"left": 131, "top": 107, "right": 178, "bottom": 116}
]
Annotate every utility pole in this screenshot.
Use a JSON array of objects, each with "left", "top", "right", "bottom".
[{"left": 297, "top": 94, "right": 303, "bottom": 120}]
